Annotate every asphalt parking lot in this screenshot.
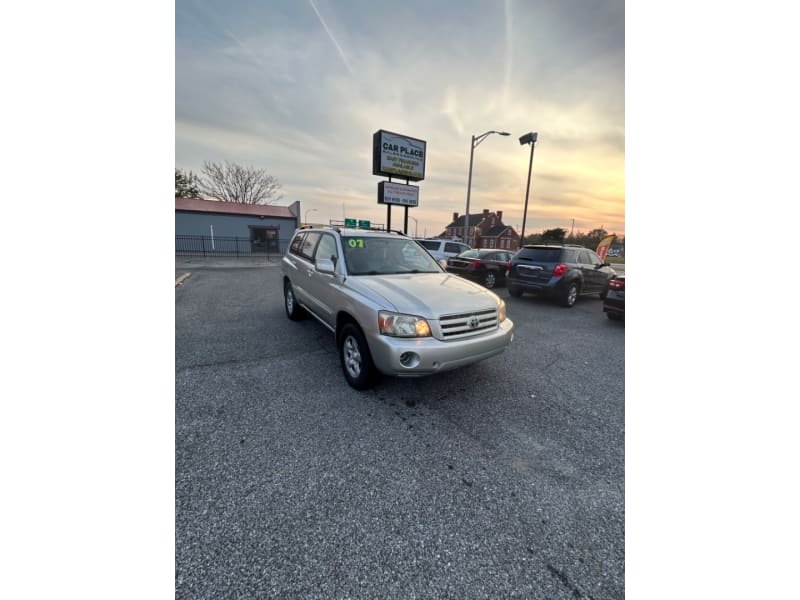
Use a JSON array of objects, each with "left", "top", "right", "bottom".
[{"left": 175, "top": 264, "right": 624, "bottom": 599}]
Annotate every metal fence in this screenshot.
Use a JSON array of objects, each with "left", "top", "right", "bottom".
[{"left": 176, "top": 235, "right": 289, "bottom": 260}]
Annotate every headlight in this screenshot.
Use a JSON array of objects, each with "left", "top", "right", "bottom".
[
  {"left": 498, "top": 300, "right": 507, "bottom": 323},
  {"left": 378, "top": 311, "right": 431, "bottom": 337}
]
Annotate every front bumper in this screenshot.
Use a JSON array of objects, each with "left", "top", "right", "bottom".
[{"left": 366, "top": 319, "right": 514, "bottom": 377}]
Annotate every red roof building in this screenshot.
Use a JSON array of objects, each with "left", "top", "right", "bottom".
[{"left": 176, "top": 196, "right": 300, "bottom": 255}]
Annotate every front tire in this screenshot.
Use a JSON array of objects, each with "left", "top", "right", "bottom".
[
  {"left": 339, "top": 323, "right": 377, "bottom": 390},
  {"left": 561, "top": 282, "right": 579, "bottom": 307},
  {"left": 284, "top": 280, "right": 304, "bottom": 320},
  {"left": 507, "top": 284, "right": 522, "bottom": 298}
]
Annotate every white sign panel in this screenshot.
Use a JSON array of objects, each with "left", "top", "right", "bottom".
[
  {"left": 378, "top": 181, "right": 419, "bottom": 207},
  {"left": 372, "top": 130, "right": 426, "bottom": 181}
]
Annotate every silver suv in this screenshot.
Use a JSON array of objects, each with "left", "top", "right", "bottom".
[{"left": 281, "top": 226, "right": 514, "bottom": 389}]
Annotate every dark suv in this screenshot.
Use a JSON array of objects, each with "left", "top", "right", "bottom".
[{"left": 505, "top": 244, "right": 617, "bottom": 307}]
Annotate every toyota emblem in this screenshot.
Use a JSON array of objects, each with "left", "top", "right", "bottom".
[{"left": 468, "top": 316, "right": 480, "bottom": 329}]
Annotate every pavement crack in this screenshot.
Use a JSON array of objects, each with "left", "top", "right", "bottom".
[{"left": 546, "top": 563, "right": 588, "bottom": 599}]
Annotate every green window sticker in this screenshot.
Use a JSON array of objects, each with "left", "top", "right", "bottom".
[{"left": 348, "top": 239, "right": 365, "bottom": 248}]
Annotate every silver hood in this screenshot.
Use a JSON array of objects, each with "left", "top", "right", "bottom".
[{"left": 347, "top": 273, "right": 501, "bottom": 319}]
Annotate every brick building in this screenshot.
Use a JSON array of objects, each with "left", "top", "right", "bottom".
[{"left": 440, "top": 209, "right": 520, "bottom": 250}]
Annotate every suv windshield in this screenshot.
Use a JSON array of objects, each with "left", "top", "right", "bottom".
[{"left": 343, "top": 236, "right": 442, "bottom": 275}]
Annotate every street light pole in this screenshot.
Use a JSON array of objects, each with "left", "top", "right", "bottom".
[
  {"left": 518, "top": 132, "right": 538, "bottom": 248},
  {"left": 408, "top": 216, "right": 418, "bottom": 238},
  {"left": 464, "top": 130, "right": 510, "bottom": 245}
]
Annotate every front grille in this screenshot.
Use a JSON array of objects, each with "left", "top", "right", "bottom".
[{"left": 439, "top": 308, "right": 498, "bottom": 339}]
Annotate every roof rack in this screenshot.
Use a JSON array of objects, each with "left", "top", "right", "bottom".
[{"left": 298, "top": 223, "right": 342, "bottom": 233}]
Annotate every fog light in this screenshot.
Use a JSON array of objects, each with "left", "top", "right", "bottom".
[{"left": 399, "top": 352, "right": 420, "bottom": 368}]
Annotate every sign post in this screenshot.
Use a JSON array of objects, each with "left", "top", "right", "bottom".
[{"left": 373, "top": 130, "right": 426, "bottom": 234}]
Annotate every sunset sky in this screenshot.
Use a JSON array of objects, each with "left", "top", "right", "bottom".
[{"left": 176, "top": 0, "right": 624, "bottom": 239}]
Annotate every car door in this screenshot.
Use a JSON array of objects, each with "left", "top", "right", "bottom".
[
  {"left": 586, "top": 249, "right": 613, "bottom": 291},
  {"left": 578, "top": 249, "right": 604, "bottom": 292},
  {"left": 303, "top": 232, "right": 340, "bottom": 327},
  {"left": 292, "top": 231, "right": 321, "bottom": 306}
]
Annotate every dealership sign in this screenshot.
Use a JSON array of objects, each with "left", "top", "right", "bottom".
[
  {"left": 372, "top": 130, "right": 426, "bottom": 181},
  {"left": 378, "top": 181, "right": 419, "bottom": 207}
]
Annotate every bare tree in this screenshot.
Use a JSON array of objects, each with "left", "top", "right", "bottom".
[{"left": 200, "top": 160, "right": 283, "bottom": 205}]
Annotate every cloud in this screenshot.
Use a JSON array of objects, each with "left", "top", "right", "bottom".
[
  {"left": 308, "top": 0, "right": 354, "bottom": 75},
  {"left": 175, "top": 0, "right": 625, "bottom": 236}
]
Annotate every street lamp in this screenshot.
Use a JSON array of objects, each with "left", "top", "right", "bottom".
[
  {"left": 305, "top": 208, "right": 318, "bottom": 224},
  {"left": 408, "top": 215, "right": 418, "bottom": 238},
  {"left": 464, "top": 130, "right": 510, "bottom": 245},
  {"left": 518, "top": 132, "right": 538, "bottom": 248}
]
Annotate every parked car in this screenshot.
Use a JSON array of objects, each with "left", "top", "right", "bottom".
[
  {"left": 603, "top": 275, "right": 625, "bottom": 321},
  {"left": 414, "top": 238, "right": 472, "bottom": 263},
  {"left": 505, "top": 244, "right": 616, "bottom": 307},
  {"left": 445, "top": 249, "right": 514, "bottom": 289},
  {"left": 281, "top": 226, "right": 514, "bottom": 390}
]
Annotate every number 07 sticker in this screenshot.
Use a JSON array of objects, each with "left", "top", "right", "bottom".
[{"left": 348, "top": 239, "right": 365, "bottom": 248}]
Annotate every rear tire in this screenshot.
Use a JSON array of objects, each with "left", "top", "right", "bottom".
[
  {"left": 507, "top": 284, "right": 522, "bottom": 298},
  {"left": 606, "top": 311, "right": 623, "bottom": 321},
  {"left": 483, "top": 271, "right": 497, "bottom": 288},
  {"left": 561, "top": 282, "right": 579, "bottom": 307},
  {"left": 284, "top": 280, "right": 304, "bottom": 320},
  {"left": 339, "top": 323, "right": 377, "bottom": 390}
]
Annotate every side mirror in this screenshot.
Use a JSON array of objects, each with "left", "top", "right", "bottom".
[{"left": 316, "top": 258, "right": 336, "bottom": 274}]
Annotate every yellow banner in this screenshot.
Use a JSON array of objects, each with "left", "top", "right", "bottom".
[{"left": 596, "top": 234, "right": 616, "bottom": 261}]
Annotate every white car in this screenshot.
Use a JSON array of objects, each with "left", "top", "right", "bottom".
[
  {"left": 281, "top": 227, "right": 514, "bottom": 389},
  {"left": 414, "top": 239, "right": 472, "bottom": 263}
]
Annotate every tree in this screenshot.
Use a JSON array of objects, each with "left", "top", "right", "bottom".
[
  {"left": 175, "top": 168, "right": 202, "bottom": 198},
  {"left": 199, "top": 160, "right": 283, "bottom": 205},
  {"left": 541, "top": 227, "right": 567, "bottom": 244},
  {"left": 584, "top": 228, "right": 609, "bottom": 250}
]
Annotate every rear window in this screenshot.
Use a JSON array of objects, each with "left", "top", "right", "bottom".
[
  {"left": 418, "top": 240, "right": 440, "bottom": 251},
  {"left": 444, "top": 242, "right": 466, "bottom": 254},
  {"left": 561, "top": 248, "right": 580, "bottom": 262},
  {"left": 516, "top": 248, "right": 563, "bottom": 262},
  {"left": 459, "top": 250, "right": 488, "bottom": 259}
]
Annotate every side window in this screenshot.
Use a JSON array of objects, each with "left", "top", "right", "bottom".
[
  {"left": 587, "top": 251, "right": 603, "bottom": 266},
  {"left": 561, "top": 249, "right": 578, "bottom": 263},
  {"left": 300, "top": 232, "right": 321, "bottom": 260},
  {"left": 289, "top": 232, "right": 306, "bottom": 256},
  {"left": 445, "top": 242, "right": 462, "bottom": 254},
  {"left": 421, "top": 240, "right": 439, "bottom": 251},
  {"left": 578, "top": 250, "right": 592, "bottom": 264},
  {"left": 314, "top": 234, "right": 339, "bottom": 267}
]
